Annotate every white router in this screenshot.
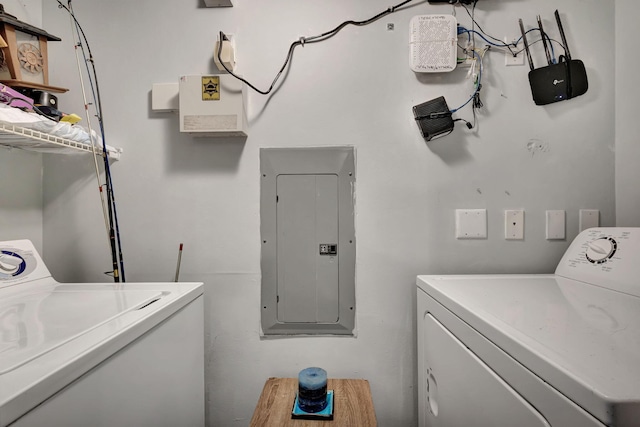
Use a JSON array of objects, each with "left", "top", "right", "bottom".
[{"left": 410, "top": 14, "right": 457, "bottom": 73}]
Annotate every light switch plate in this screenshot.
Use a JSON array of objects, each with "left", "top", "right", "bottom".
[
  {"left": 455, "top": 209, "right": 487, "bottom": 239},
  {"left": 505, "top": 210, "right": 524, "bottom": 240},
  {"left": 579, "top": 209, "right": 599, "bottom": 232},
  {"left": 546, "top": 210, "right": 566, "bottom": 240}
]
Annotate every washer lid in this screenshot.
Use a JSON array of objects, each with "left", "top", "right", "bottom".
[
  {"left": 0, "top": 280, "right": 203, "bottom": 427},
  {"left": 417, "top": 274, "right": 640, "bottom": 426},
  {"left": 0, "top": 284, "right": 163, "bottom": 374}
]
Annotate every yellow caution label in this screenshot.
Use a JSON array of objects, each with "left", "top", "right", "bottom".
[{"left": 202, "top": 76, "right": 220, "bottom": 101}]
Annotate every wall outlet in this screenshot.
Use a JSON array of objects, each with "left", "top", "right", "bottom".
[
  {"left": 505, "top": 52, "right": 524, "bottom": 66},
  {"left": 505, "top": 210, "right": 524, "bottom": 240},
  {"left": 504, "top": 37, "right": 524, "bottom": 66}
]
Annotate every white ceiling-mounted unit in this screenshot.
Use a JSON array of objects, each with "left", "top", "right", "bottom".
[{"left": 178, "top": 74, "right": 247, "bottom": 138}]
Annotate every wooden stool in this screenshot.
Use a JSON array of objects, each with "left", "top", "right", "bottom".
[{"left": 250, "top": 377, "right": 377, "bottom": 426}]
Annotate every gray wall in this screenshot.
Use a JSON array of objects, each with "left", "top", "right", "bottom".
[
  {"left": 616, "top": 0, "right": 640, "bottom": 226},
  {"left": 0, "top": 0, "right": 43, "bottom": 249},
  {"left": 40, "top": 1, "right": 616, "bottom": 426}
]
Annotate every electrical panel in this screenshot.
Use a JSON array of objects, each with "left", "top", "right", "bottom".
[
  {"left": 178, "top": 75, "right": 247, "bottom": 138},
  {"left": 260, "top": 147, "right": 356, "bottom": 336}
]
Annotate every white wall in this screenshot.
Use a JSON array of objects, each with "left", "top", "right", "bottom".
[
  {"left": 42, "top": 1, "right": 615, "bottom": 425},
  {"left": 616, "top": 0, "right": 640, "bottom": 226},
  {"left": 0, "top": 149, "right": 43, "bottom": 247},
  {"left": 0, "top": 0, "right": 44, "bottom": 249}
]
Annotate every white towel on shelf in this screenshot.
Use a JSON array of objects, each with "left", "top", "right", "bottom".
[{"left": 0, "top": 103, "right": 103, "bottom": 147}]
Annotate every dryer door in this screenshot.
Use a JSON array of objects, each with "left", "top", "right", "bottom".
[{"left": 420, "top": 313, "right": 550, "bottom": 427}]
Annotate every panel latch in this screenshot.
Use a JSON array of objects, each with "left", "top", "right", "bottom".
[{"left": 319, "top": 244, "right": 337, "bottom": 256}]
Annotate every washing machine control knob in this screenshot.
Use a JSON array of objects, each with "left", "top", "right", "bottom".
[
  {"left": 0, "top": 253, "right": 22, "bottom": 272},
  {"left": 586, "top": 237, "right": 617, "bottom": 264}
]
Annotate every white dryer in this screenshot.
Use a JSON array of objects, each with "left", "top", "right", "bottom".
[
  {"left": 417, "top": 228, "right": 640, "bottom": 427},
  {"left": 0, "top": 240, "right": 205, "bottom": 427}
]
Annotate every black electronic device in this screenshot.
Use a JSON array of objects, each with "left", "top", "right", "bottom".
[
  {"left": 519, "top": 10, "right": 588, "bottom": 106},
  {"left": 16, "top": 88, "right": 58, "bottom": 109},
  {"left": 412, "top": 96, "right": 454, "bottom": 141}
]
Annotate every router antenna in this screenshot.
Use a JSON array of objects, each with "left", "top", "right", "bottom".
[
  {"left": 554, "top": 10, "right": 572, "bottom": 60},
  {"left": 537, "top": 15, "right": 553, "bottom": 65},
  {"left": 519, "top": 19, "right": 535, "bottom": 71}
]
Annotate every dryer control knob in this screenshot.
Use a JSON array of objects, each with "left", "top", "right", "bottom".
[{"left": 586, "top": 237, "right": 617, "bottom": 264}]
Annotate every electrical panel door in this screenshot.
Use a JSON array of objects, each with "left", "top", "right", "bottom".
[{"left": 276, "top": 174, "right": 339, "bottom": 323}]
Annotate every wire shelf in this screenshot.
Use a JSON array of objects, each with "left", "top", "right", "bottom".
[{"left": 0, "top": 122, "right": 122, "bottom": 160}]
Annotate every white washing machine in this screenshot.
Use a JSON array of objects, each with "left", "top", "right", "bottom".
[
  {"left": 417, "top": 227, "right": 640, "bottom": 427},
  {"left": 0, "top": 240, "right": 205, "bottom": 427}
]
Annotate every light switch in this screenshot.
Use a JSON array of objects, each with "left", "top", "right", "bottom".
[
  {"left": 455, "top": 209, "right": 487, "bottom": 239},
  {"left": 579, "top": 209, "right": 599, "bottom": 232},
  {"left": 546, "top": 210, "right": 566, "bottom": 240},
  {"left": 505, "top": 210, "right": 524, "bottom": 240}
]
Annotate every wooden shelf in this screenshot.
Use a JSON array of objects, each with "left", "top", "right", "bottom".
[
  {"left": 0, "top": 80, "right": 68, "bottom": 93},
  {"left": 0, "top": 122, "right": 122, "bottom": 160}
]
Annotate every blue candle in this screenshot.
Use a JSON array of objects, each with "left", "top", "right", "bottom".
[{"left": 298, "top": 367, "right": 328, "bottom": 413}]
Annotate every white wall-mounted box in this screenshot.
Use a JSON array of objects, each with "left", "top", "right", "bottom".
[
  {"left": 179, "top": 75, "right": 247, "bottom": 138},
  {"left": 151, "top": 83, "right": 179, "bottom": 112}
]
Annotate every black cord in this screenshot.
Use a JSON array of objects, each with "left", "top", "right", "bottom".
[
  {"left": 514, "top": 37, "right": 566, "bottom": 57},
  {"left": 460, "top": 2, "right": 517, "bottom": 56},
  {"left": 473, "top": 84, "right": 483, "bottom": 108},
  {"left": 414, "top": 111, "right": 452, "bottom": 120},
  {"left": 454, "top": 118, "right": 473, "bottom": 129},
  {"left": 218, "top": 0, "right": 418, "bottom": 95},
  {"left": 0, "top": 94, "right": 63, "bottom": 121}
]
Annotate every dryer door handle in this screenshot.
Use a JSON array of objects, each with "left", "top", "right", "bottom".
[{"left": 426, "top": 368, "right": 440, "bottom": 417}]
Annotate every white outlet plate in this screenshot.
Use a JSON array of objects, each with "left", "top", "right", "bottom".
[
  {"left": 505, "top": 210, "right": 524, "bottom": 240},
  {"left": 504, "top": 37, "right": 524, "bottom": 66},
  {"left": 505, "top": 52, "right": 525, "bottom": 66},
  {"left": 455, "top": 209, "right": 487, "bottom": 239},
  {"left": 546, "top": 210, "right": 566, "bottom": 240}
]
